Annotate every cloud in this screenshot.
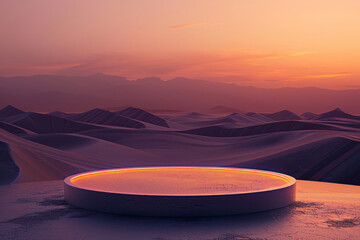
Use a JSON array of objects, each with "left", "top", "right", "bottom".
[
  {"left": 305, "top": 73, "right": 350, "bottom": 79},
  {"left": 255, "top": 55, "right": 283, "bottom": 60},
  {"left": 247, "top": 51, "right": 314, "bottom": 61},
  {"left": 0, "top": 62, "right": 84, "bottom": 76},
  {"left": 169, "top": 23, "right": 206, "bottom": 29},
  {"left": 264, "top": 79, "right": 280, "bottom": 82},
  {"left": 289, "top": 51, "right": 315, "bottom": 57}
]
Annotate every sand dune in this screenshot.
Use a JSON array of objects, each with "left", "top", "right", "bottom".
[
  {"left": 182, "top": 120, "right": 342, "bottom": 137},
  {"left": 116, "top": 107, "right": 169, "bottom": 127},
  {"left": 227, "top": 113, "right": 268, "bottom": 124},
  {"left": 48, "top": 110, "right": 74, "bottom": 118},
  {"left": 231, "top": 135, "right": 360, "bottom": 184},
  {"left": 245, "top": 112, "right": 273, "bottom": 122},
  {"left": 23, "top": 133, "right": 96, "bottom": 150},
  {"left": 163, "top": 113, "right": 246, "bottom": 129},
  {"left": 0, "top": 121, "right": 28, "bottom": 135},
  {"left": 316, "top": 108, "right": 360, "bottom": 120},
  {"left": 207, "top": 105, "right": 245, "bottom": 115},
  {"left": 69, "top": 108, "right": 145, "bottom": 129},
  {"left": 0, "top": 105, "right": 24, "bottom": 118},
  {"left": 171, "top": 116, "right": 239, "bottom": 128},
  {"left": 23, "top": 133, "right": 163, "bottom": 165},
  {"left": 301, "top": 112, "right": 318, "bottom": 120},
  {"left": 0, "top": 129, "right": 86, "bottom": 182},
  {"left": 1, "top": 106, "right": 360, "bottom": 186},
  {"left": 2, "top": 112, "right": 102, "bottom": 134},
  {"left": 262, "top": 110, "right": 301, "bottom": 121},
  {"left": 0, "top": 129, "right": 164, "bottom": 183},
  {"left": 0, "top": 140, "right": 19, "bottom": 185},
  {"left": 167, "top": 112, "right": 216, "bottom": 123},
  {"left": 81, "top": 127, "right": 360, "bottom": 185},
  {"left": 172, "top": 113, "right": 270, "bottom": 128}
]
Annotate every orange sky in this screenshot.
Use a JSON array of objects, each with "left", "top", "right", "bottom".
[{"left": 0, "top": 0, "right": 359, "bottom": 89}]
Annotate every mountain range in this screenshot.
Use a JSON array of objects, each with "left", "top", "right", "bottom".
[{"left": 1, "top": 74, "right": 359, "bottom": 113}]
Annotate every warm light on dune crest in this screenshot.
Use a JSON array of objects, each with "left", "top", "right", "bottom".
[{"left": 0, "top": 0, "right": 359, "bottom": 89}]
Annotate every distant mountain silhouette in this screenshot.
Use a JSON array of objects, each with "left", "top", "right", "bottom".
[
  {"left": 69, "top": 108, "right": 145, "bottom": 128},
  {"left": 135, "top": 77, "right": 164, "bottom": 84},
  {"left": 116, "top": 107, "right": 169, "bottom": 127},
  {"left": 1, "top": 74, "right": 360, "bottom": 113},
  {"left": 316, "top": 108, "right": 360, "bottom": 120},
  {"left": 262, "top": 110, "right": 301, "bottom": 121},
  {"left": 0, "top": 105, "right": 24, "bottom": 118}
]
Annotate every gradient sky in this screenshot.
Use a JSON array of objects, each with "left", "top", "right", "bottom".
[{"left": 0, "top": 0, "right": 359, "bottom": 89}]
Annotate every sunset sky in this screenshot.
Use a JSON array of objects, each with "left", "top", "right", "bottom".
[{"left": 0, "top": 0, "right": 359, "bottom": 89}]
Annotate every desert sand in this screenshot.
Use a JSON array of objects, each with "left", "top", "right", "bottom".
[{"left": 0, "top": 105, "right": 360, "bottom": 186}]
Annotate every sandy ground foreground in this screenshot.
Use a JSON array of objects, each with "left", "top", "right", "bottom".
[{"left": 0, "top": 180, "right": 359, "bottom": 240}]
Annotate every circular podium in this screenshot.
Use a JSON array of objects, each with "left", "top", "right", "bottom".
[{"left": 64, "top": 167, "right": 296, "bottom": 216}]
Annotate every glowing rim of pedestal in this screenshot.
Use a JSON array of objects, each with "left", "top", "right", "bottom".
[{"left": 64, "top": 167, "right": 296, "bottom": 216}]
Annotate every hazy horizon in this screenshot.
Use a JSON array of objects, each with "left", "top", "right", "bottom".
[
  {"left": 1, "top": 74, "right": 360, "bottom": 114},
  {"left": 2, "top": 72, "right": 360, "bottom": 91}
]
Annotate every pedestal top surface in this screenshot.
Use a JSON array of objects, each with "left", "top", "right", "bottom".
[{"left": 69, "top": 167, "right": 292, "bottom": 195}]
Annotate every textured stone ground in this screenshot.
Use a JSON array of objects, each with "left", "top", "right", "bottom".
[{"left": 1, "top": 180, "right": 359, "bottom": 240}]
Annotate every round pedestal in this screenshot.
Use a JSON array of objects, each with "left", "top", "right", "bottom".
[{"left": 64, "top": 167, "right": 296, "bottom": 216}]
